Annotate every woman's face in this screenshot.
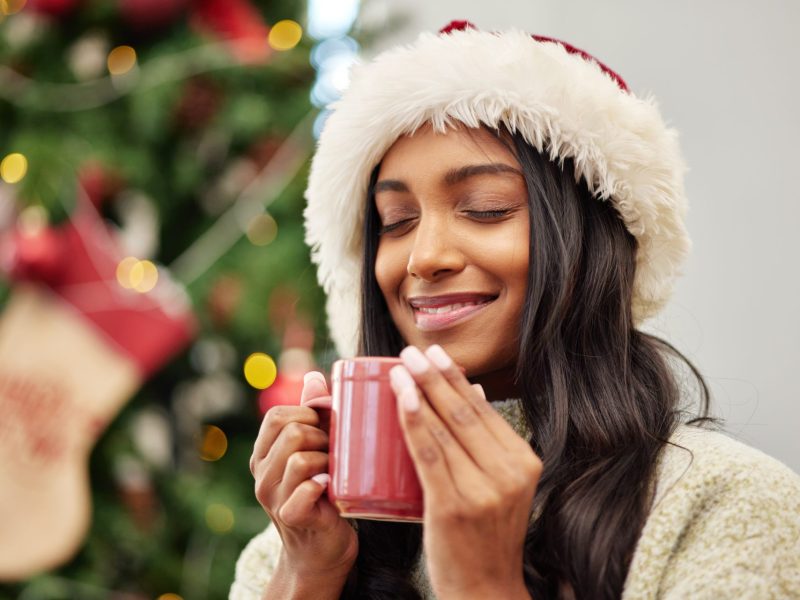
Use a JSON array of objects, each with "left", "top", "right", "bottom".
[{"left": 374, "top": 124, "right": 530, "bottom": 397}]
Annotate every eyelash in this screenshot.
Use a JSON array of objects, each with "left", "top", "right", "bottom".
[
  {"left": 467, "top": 209, "right": 511, "bottom": 219},
  {"left": 378, "top": 209, "right": 512, "bottom": 235},
  {"left": 378, "top": 219, "right": 414, "bottom": 235}
]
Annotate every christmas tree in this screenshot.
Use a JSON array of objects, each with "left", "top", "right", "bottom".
[{"left": 0, "top": 0, "right": 370, "bottom": 597}]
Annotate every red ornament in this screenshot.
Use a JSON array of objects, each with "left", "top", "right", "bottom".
[
  {"left": 190, "top": 0, "right": 270, "bottom": 64},
  {"left": 173, "top": 77, "right": 223, "bottom": 131},
  {"left": 25, "top": 0, "right": 80, "bottom": 17},
  {"left": 78, "top": 161, "right": 123, "bottom": 209},
  {"left": 207, "top": 274, "right": 243, "bottom": 329},
  {"left": 3, "top": 227, "right": 63, "bottom": 284},
  {"left": 118, "top": 0, "right": 188, "bottom": 30}
]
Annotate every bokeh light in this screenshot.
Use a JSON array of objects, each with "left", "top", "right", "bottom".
[
  {"left": 131, "top": 259, "right": 158, "bottom": 292},
  {"left": 310, "top": 36, "right": 359, "bottom": 70},
  {"left": 157, "top": 593, "right": 183, "bottom": 600},
  {"left": 246, "top": 213, "right": 278, "bottom": 246},
  {"left": 107, "top": 45, "right": 137, "bottom": 75},
  {"left": 17, "top": 205, "right": 48, "bottom": 236},
  {"left": 310, "top": 49, "right": 356, "bottom": 108},
  {"left": 116, "top": 257, "right": 158, "bottom": 292},
  {"left": 244, "top": 353, "right": 277, "bottom": 390},
  {"left": 116, "top": 257, "right": 139, "bottom": 289},
  {"left": 0, "top": 152, "right": 28, "bottom": 184},
  {"left": 268, "top": 20, "right": 303, "bottom": 51},
  {"left": 205, "top": 503, "right": 234, "bottom": 533},
  {"left": 313, "top": 109, "right": 331, "bottom": 139},
  {"left": 307, "top": 0, "right": 359, "bottom": 39},
  {"left": 199, "top": 425, "right": 228, "bottom": 461},
  {"left": 1, "top": 0, "right": 27, "bottom": 15}
]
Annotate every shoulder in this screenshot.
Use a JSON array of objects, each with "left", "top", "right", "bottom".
[
  {"left": 623, "top": 425, "right": 800, "bottom": 600},
  {"left": 656, "top": 424, "right": 800, "bottom": 502},
  {"left": 229, "top": 523, "right": 283, "bottom": 600},
  {"left": 654, "top": 424, "right": 800, "bottom": 514}
]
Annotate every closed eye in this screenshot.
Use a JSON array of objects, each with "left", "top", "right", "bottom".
[
  {"left": 378, "top": 218, "right": 416, "bottom": 235},
  {"left": 465, "top": 209, "right": 512, "bottom": 219}
]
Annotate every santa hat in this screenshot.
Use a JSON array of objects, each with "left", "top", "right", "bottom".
[{"left": 304, "top": 20, "right": 690, "bottom": 357}]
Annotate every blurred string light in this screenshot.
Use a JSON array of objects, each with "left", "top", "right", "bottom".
[
  {"left": 306, "top": 0, "right": 361, "bottom": 138},
  {"left": 243, "top": 352, "right": 277, "bottom": 390},
  {"left": 0, "top": 41, "right": 246, "bottom": 112},
  {"left": 199, "top": 424, "right": 228, "bottom": 461},
  {"left": 0, "top": 152, "right": 28, "bottom": 184},
  {"left": 1, "top": 0, "right": 26, "bottom": 15},
  {"left": 116, "top": 256, "right": 159, "bottom": 293},
  {"left": 268, "top": 19, "right": 303, "bottom": 51},
  {"left": 205, "top": 503, "right": 234, "bottom": 533},
  {"left": 107, "top": 45, "right": 137, "bottom": 76}
]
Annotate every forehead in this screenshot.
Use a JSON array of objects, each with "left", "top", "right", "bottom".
[{"left": 377, "top": 123, "right": 519, "bottom": 177}]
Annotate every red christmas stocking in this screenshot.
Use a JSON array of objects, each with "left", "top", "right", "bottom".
[{"left": 0, "top": 200, "right": 194, "bottom": 580}]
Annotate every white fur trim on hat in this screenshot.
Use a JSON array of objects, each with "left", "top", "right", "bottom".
[{"left": 304, "top": 26, "right": 690, "bottom": 357}]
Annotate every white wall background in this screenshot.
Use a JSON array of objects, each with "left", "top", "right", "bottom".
[{"left": 358, "top": 0, "right": 800, "bottom": 472}]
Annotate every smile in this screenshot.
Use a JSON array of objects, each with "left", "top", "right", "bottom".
[{"left": 408, "top": 294, "right": 497, "bottom": 332}]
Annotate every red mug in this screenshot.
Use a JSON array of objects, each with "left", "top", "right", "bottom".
[{"left": 304, "top": 357, "right": 423, "bottom": 522}]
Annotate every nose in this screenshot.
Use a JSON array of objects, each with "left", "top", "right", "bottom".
[{"left": 406, "top": 213, "right": 465, "bottom": 281}]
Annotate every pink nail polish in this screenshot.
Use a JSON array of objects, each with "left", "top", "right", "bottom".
[
  {"left": 303, "top": 371, "right": 326, "bottom": 385},
  {"left": 400, "top": 388, "right": 420, "bottom": 412},
  {"left": 311, "top": 473, "right": 329, "bottom": 488},
  {"left": 400, "top": 346, "right": 429, "bottom": 374},
  {"left": 425, "top": 344, "right": 452, "bottom": 370},
  {"left": 390, "top": 365, "right": 416, "bottom": 391}
]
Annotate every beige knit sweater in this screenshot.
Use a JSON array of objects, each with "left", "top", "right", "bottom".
[{"left": 230, "top": 400, "right": 800, "bottom": 599}]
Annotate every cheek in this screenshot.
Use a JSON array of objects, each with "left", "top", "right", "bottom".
[
  {"left": 482, "top": 222, "right": 529, "bottom": 319},
  {"left": 481, "top": 222, "right": 529, "bottom": 280},
  {"left": 374, "top": 241, "right": 406, "bottom": 302}
]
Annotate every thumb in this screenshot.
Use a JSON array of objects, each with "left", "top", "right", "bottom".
[{"left": 300, "top": 371, "right": 330, "bottom": 405}]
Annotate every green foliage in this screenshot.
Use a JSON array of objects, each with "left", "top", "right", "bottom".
[{"left": 0, "top": 1, "right": 330, "bottom": 598}]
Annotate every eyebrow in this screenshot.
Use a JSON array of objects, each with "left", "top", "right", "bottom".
[{"left": 374, "top": 163, "right": 523, "bottom": 194}]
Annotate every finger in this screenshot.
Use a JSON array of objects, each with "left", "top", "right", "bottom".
[
  {"left": 396, "top": 347, "right": 515, "bottom": 470},
  {"left": 300, "top": 371, "right": 329, "bottom": 404},
  {"left": 257, "top": 421, "right": 328, "bottom": 480},
  {"left": 251, "top": 413, "right": 327, "bottom": 476},
  {"left": 278, "top": 450, "right": 329, "bottom": 499},
  {"left": 425, "top": 345, "right": 525, "bottom": 448},
  {"left": 392, "top": 371, "right": 487, "bottom": 501},
  {"left": 278, "top": 474, "right": 338, "bottom": 528},
  {"left": 252, "top": 403, "right": 320, "bottom": 465}
]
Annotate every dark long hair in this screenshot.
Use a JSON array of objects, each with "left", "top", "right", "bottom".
[{"left": 341, "top": 126, "right": 711, "bottom": 599}]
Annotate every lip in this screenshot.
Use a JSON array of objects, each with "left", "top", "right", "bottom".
[{"left": 407, "top": 293, "right": 497, "bottom": 332}]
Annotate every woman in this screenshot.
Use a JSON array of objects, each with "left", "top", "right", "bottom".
[{"left": 232, "top": 22, "right": 800, "bottom": 599}]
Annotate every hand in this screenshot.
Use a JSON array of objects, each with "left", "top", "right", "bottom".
[
  {"left": 389, "top": 345, "right": 541, "bottom": 600},
  {"left": 251, "top": 372, "right": 358, "bottom": 584}
]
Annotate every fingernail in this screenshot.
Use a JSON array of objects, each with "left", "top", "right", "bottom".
[
  {"left": 400, "top": 346, "right": 429, "bottom": 374},
  {"left": 390, "top": 365, "right": 416, "bottom": 391},
  {"left": 425, "top": 345, "right": 452, "bottom": 370},
  {"left": 400, "top": 387, "right": 420, "bottom": 412},
  {"left": 311, "top": 473, "right": 329, "bottom": 488},
  {"left": 303, "top": 371, "right": 326, "bottom": 385},
  {"left": 472, "top": 383, "right": 486, "bottom": 400}
]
